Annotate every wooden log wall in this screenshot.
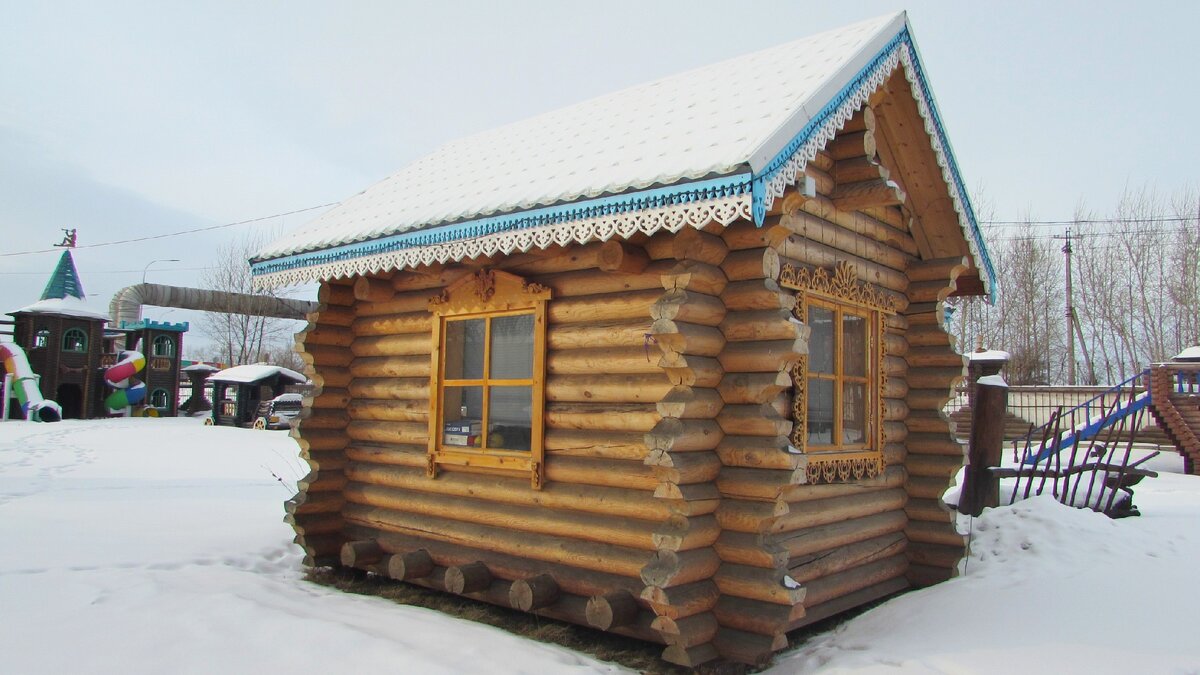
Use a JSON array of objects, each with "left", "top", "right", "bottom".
[
  {"left": 287, "top": 280, "right": 355, "bottom": 567},
  {"left": 641, "top": 229, "right": 728, "bottom": 667},
  {"left": 285, "top": 103, "right": 977, "bottom": 668},
  {"left": 901, "top": 257, "right": 970, "bottom": 587},
  {"left": 704, "top": 103, "right": 965, "bottom": 665},
  {"left": 300, "top": 238, "right": 744, "bottom": 663}
]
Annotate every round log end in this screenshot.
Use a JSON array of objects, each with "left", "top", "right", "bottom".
[
  {"left": 585, "top": 590, "right": 639, "bottom": 630},
  {"left": 445, "top": 561, "right": 492, "bottom": 594},
  {"left": 340, "top": 540, "right": 383, "bottom": 569},
  {"left": 385, "top": 549, "right": 434, "bottom": 581},
  {"left": 508, "top": 574, "right": 560, "bottom": 612}
]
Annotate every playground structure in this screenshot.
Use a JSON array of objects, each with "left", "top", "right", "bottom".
[
  {"left": 2, "top": 250, "right": 190, "bottom": 419},
  {"left": 4, "top": 246, "right": 313, "bottom": 421},
  {"left": 0, "top": 342, "right": 61, "bottom": 422},
  {"left": 103, "top": 350, "right": 147, "bottom": 415}
]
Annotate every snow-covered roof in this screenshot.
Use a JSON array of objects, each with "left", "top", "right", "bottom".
[
  {"left": 183, "top": 363, "right": 221, "bottom": 373},
  {"left": 1174, "top": 346, "right": 1200, "bottom": 362},
  {"left": 252, "top": 12, "right": 993, "bottom": 294},
  {"left": 207, "top": 364, "right": 307, "bottom": 385},
  {"left": 10, "top": 296, "right": 110, "bottom": 321}
]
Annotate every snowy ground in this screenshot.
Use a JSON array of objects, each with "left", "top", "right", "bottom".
[{"left": 2, "top": 418, "right": 1198, "bottom": 673}]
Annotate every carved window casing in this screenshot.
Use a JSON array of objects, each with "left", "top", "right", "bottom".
[
  {"left": 427, "top": 270, "right": 550, "bottom": 489},
  {"left": 781, "top": 262, "right": 896, "bottom": 483}
]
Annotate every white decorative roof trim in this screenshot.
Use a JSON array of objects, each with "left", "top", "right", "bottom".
[
  {"left": 253, "top": 192, "right": 751, "bottom": 289},
  {"left": 751, "top": 28, "right": 994, "bottom": 296},
  {"left": 895, "top": 40, "right": 996, "bottom": 297},
  {"left": 752, "top": 46, "right": 901, "bottom": 221}
]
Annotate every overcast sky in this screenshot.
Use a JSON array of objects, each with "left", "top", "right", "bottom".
[{"left": 2, "top": 1, "right": 1197, "bottom": 357}]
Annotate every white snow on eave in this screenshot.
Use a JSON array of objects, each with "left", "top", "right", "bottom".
[
  {"left": 970, "top": 349, "right": 1011, "bottom": 361},
  {"left": 207, "top": 364, "right": 307, "bottom": 385},
  {"left": 10, "top": 297, "right": 110, "bottom": 321},
  {"left": 256, "top": 13, "right": 901, "bottom": 261}
]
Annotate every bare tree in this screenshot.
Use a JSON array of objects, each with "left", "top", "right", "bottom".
[
  {"left": 953, "top": 185, "right": 1200, "bottom": 385},
  {"left": 200, "top": 233, "right": 297, "bottom": 366}
]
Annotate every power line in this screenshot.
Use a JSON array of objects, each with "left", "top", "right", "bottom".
[
  {"left": 0, "top": 266, "right": 215, "bottom": 276},
  {"left": 980, "top": 215, "right": 1197, "bottom": 227},
  {"left": 987, "top": 226, "right": 1197, "bottom": 243},
  {"left": 0, "top": 202, "right": 338, "bottom": 258}
]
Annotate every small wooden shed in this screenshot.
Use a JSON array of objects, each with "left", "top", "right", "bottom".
[
  {"left": 252, "top": 12, "right": 995, "bottom": 667},
  {"left": 206, "top": 364, "right": 307, "bottom": 428}
]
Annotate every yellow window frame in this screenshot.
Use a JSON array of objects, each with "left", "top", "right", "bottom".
[
  {"left": 427, "top": 269, "right": 550, "bottom": 489},
  {"left": 780, "top": 261, "right": 895, "bottom": 483}
]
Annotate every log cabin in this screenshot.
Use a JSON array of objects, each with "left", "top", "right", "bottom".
[{"left": 251, "top": 12, "right": 996, "bottom": 667}]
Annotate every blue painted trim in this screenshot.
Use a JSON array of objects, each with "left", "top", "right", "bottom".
[
  {"left": 749, "top": 27, "right": 997, "bottom": 297},
  {"left": 1024, "top": 370, "right": 1151, "bottom": 464},
  {"left": 252, "top": 173, "right": 751, "bottom": 277}
]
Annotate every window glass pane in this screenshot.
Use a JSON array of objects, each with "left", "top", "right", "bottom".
[
  {"left": 154, "top": 336, "right": 174, "bottom": 357},
  {"left": 63, "top": 329, "right": 86, "bottom": 352},
  {"left": 444, "top": 319, "right": 485, "bottom": 380},
  {"left": 808, "top": 306, "right": 834, "bottom": 374},
  {"left": 34, "top": 330, "right": 49, "bottom": 348},
  {"left": 843, "top": 313, "right": 867, "bottom": 377},
  {"left": 807, "top": 378, "right": 834, "bottom": 445},
  {"left": 488, "top": 386, "right": 532, "bottom": 451},
  {"left": 442, "top": 385, "right": 483, "bottom": 447},
  {"left": 842, "top": 382, "right": 867, "bottom": 445},
  {"left": 490, "top": 314, "right": 534, "bottom": 379}
]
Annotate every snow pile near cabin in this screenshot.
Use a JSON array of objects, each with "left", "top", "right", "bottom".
[
  {"left": 775, "top": 451, "right": 1200, "bottom": 673},
  {"left": 2, "top": 417, "right": 1199, "bottom": 673}
]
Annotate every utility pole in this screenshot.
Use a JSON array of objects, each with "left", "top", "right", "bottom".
[{"left": 1054, "top": 228, "right": 1076, "bottom": 385}]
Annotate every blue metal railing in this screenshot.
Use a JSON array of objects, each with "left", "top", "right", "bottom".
[{"left": 1022, "top": 369, "right": 1151, "bottom": 464}]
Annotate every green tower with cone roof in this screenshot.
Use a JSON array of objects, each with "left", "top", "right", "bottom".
[{"left": 39, "top": 250, "right": 87, "bottom": 301}]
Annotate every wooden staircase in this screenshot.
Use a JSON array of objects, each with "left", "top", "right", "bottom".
[
  {"left": 948, "top": 407, "right": 1034, "bottom": 442},
  {"left": 1147, "top": 364, "right": 1200, "bottom": 475}
]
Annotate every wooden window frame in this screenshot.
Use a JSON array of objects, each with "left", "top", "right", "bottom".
[
  {"left": 150, "top": 388, "right": 171, "bottom": 409},
  {"left": 781, "top": 261, "right": 895, "bottom": 483},
  {"left": 427, "top": 269, "right": 550, "bottom": 489},
  {"left": 152, "top": 335, "right": 175, "bottom": 358},
  {"left": 62, "top": 328, "right": 88, "bottom": 353}
]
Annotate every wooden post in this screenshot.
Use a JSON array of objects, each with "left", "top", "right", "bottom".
[{"left": 960, "top": 373, "right": 1008, "bottom": 516}]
